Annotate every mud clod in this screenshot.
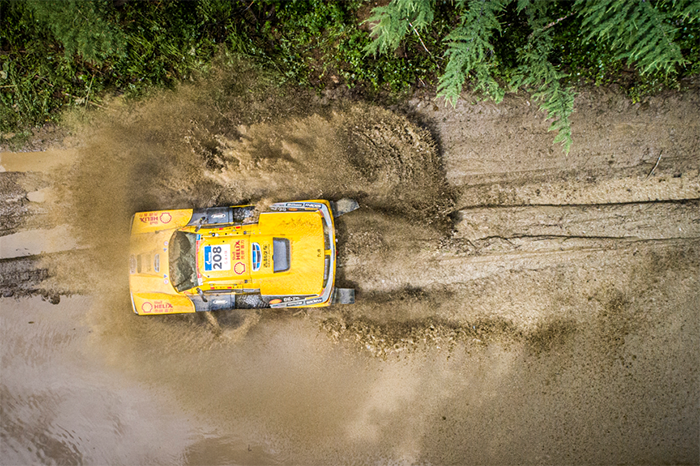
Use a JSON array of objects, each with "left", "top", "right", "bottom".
[
  {"left": 320, "top": 315, "right": 575, "bottom": 358},
  {"left": 525, "top": 318, "right": 577, "bottom": 357}
]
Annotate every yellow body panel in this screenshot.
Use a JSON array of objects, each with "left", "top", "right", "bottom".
[
  {"left": 129, "top": 201, "right": 337, "bottom": 315},
  {"left": 253, "top": 211, "right": 326, "bottom": 296}
]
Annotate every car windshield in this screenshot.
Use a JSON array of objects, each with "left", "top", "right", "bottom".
[
  {"left": 273, "top": 238, "right": 290, "bottom": 272},
  {"left": 169, "top": 231, "right": 197, "bottom": 292}
]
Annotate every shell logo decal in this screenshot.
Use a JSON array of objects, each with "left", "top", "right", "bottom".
[
  {"left": 139, "top": 211, "right": 173, "bottom": 226},
  {"left": 140, "top": 300, "right": 174, "bottom": 314}
]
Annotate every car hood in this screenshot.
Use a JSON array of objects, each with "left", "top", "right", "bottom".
[{"left": 129, "top": 227, "right": 178, "bottom": 294}]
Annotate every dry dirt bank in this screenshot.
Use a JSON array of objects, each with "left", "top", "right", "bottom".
[
  {"left": 410, "top": 85, "right": 699, "bottom": 206},
  {"left": 1, "top": 82, "right": 698, "bottom": 464}
]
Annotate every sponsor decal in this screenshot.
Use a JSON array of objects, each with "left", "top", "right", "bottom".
[
  {"left": 141, "top": 300, "right": 174, "bottom": 314},
  {"left": 234, "top": 261, "right": 246, "bottom": 275},
  {"left": 204, "top": 244, "right": 231, "bottom": 271},
  {"left": 279, "top": 302, "right": 302, "bottom": 307},
  {"left": 270, "top": 296, "right": 324, "bottom": 308},
  {"left": 138, "top": 211, "right": 173, "bottom": 226},
  {"left": 232, "top": 240, "right": 245, "bottom": 261},
  {"left": 139, "top": 212, "right": 161, "bottom": 225},
  {"left": 262, "top": 243, "right": 271, "bottom": 268}
]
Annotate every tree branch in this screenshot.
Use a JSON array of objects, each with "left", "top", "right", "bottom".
[{"left": 408, "top": 20, "right": 439, "bottom": 69}]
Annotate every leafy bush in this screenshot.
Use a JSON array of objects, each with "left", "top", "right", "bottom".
[
  {"left": 26, "top": 0, "right": 126, "bottom": 64},
  {"left": 1, "top": 0, "right": 699, "bottom": 150}
]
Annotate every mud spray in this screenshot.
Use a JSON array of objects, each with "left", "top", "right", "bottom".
[{"left": 2, "top": 62, "right": 698, "bottom": 464}]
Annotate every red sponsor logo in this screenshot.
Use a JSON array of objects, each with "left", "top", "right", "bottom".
[
  {"left": 232, "top": 240, "right": 245, "bottom": 261},
  {"left": 138, "top": 212, "right": 172, "bottom": 226},
  {"left": 141, "top": 300, "right": 174, "bottom": 314},
  {"left": 234, "top": 262, "right": 246, "bottom": 275}
]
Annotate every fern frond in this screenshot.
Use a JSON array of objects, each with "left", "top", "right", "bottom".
[
  {"left": 511, "top": 9, "right": 575, "bottom": 154},
  {"left": 364, "top": 0, "right": 435, "bottom": 56},
  {"left": 675, "top": 0, "right": 700, "bottom": 22},
  {"left": 515, "top": 0, "right": 553, "bottom": 14},
  {"left": 437, "top": 0, "right": 509, "bottom": 106},
  {"left": 577, "top": 0, "right": 686, "bottom": 74}
]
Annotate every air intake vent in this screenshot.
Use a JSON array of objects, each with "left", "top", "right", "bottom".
[{"left": 252, "top": 243, "right": 261, "bottom": 271}]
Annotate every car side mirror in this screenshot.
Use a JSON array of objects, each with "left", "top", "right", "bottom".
[{"left": 195, "top": 216, "right": 205, "bottom": 232}]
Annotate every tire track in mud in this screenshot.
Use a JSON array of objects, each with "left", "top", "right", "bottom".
[
  {"left": 0, "top": 172, "right": 51, "bottom": 236},
  {"left": 2, "top": 85, "right": 699, "bottom": 356}
]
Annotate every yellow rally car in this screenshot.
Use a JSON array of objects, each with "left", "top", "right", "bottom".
[{"left": 129, "top": 199, "right": 358, "bottom": 315}]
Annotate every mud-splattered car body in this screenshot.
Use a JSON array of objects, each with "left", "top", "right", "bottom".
[{"left": 129, "top": 200, "right": 356, "bottom": 315}]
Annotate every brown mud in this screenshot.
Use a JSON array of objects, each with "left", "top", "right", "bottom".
[{"left": 1, "top": 67, "right": 698, "bottom": 464}]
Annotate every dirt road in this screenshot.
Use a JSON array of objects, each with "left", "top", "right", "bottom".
[{"left": 1, "top": 78, "right": 698, "bottom": 464}]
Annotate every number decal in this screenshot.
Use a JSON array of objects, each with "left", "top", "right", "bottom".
[{"left": 204, "top": 244, "right": 231, "bottom": 271}]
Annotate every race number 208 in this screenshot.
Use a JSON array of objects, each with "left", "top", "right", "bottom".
[{"left": 204, "top": 244, "right": 231, "bottom": 271}]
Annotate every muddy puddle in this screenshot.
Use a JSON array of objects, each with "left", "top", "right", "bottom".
[{"left": 1, "top": 64, "right": 698, "bottom": 464}]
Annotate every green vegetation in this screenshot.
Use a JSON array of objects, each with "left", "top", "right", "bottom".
[
  {"left": 366, "top": 0, "right": 700, "bottom": 152},
  {"left": 1, "top": 0, "right": 699, "bottom": 152}
]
